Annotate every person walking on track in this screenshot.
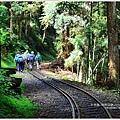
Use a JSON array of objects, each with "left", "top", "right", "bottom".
[
  {"left": 24, "top": 50, "right": 30, "bottom": 70},
  {"left": 28, "top": 51, "right": 35, "bottom": 71},
  {"left": 14, "top": 51, "right": 25, "bottom": 72},
  {"left": 35, "top": 52, "right": 41, "bottom": 70}
]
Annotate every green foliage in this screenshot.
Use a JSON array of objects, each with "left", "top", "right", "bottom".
[
  {"left": 0, "top": 67, "right": 38, "bottom": 118},
  {"left": 70, "top": 34, "right": 86, "bottom": 49},
  {"left": 92, "top": 2, "right": 108, "bottom": 48},
  {"left": 0, "top": 2, "right": 57, "bottom": 63},
  {"left": 18, "top": 82, "right": 25, "bottom": 92},
  {"left": 42, "top": 51, "right": 56, "bottom": 62},
  {"left": 54, "top": 13, "right": 82, "bottom": 34},
  {"left": 11, "top": 2, "right": 28, "bottom": 15},
  {"left": 0, "top": 5, "right": 10, "bottom": 49},
  {"left": 61, "top": 76, "right": 69, "bottom": 80},
  {"left": 0, "top": 1, "right": 117, "bottom": 88},
  {"left": 54, "top": 40, "right": 63, "bottom": 57},
  {"left": 0, "top": 94, "right": 38, "bottom": 118},
  {"left": 56, "top": 1, "right": 83, "bottom": 15},
  {"left": 0, "top": 5, "right": 9, "bottom": 26},
  {"left": 2, "top": 53, "right": 16, "bottom": 68},
  {"left": 0, "top": 28, "right": 10, "bottom": 46},
  {"left": 41, "top": 1, "right": 58, "bottom": 26},
  {"left": 65, "top": 34, "right": 86, "bottom": 68},
  {"left": 0, "top": 70, "right": 12, "bottom": 94}
]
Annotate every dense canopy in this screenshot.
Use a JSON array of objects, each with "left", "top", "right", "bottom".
[{"left": 0, "top": 1, "right": 120, "bottom": 89}]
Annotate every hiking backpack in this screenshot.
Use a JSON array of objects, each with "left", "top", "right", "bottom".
[
  {"left": 18, "top": 54, "right": 24, "bottom": 62},
  {"left": 35, "top": 54, "right": 41, "bottom": 61},
  {"left": 14, "top": 54, "right": 19, "bottom": 63},
  {"left": 29, "top": 54, "right": 35, "bottom": 61}
]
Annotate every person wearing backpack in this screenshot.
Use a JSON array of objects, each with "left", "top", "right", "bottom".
[
  {"left": 18, "top": 52, "right": 25, "bottom": 72},
  {"left": 14, "top": 51, "right": 19, "bottom": 63},
  {"left": 14, "top": 51, "right": 24, "bottom": 72},
  {"left": 35, "top": 52, "right": 41, "bottom": 70},
  {"left": 14, "top": 51, "right": 20, "bottom": 70},
  {"left": 23, "top": 50, "right": 29, "bottom": 70},
  {"left": 28, "top": 51, "right": 35, "bottom": 71}
]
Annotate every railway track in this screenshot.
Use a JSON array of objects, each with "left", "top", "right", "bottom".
[
  {"left": 50, "top": 78, "right": 112, "bottom": 118},
  {"left": 29, "top": 70, "right": 80, "bottom": 118},
  {"left": 28, "top": 70, "right": 112, "bottom": 118}
]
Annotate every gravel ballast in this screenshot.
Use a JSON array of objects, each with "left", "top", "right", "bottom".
[{"left": 19, "top": 70, "right": 120, "bottom": 118}]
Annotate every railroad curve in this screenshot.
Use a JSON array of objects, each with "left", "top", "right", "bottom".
[
  {"left": 28, "top": 70, "right": 112, "bottom": 118},
  {"left": 29, "top": 70, "right": 80, "bottom": 118}
]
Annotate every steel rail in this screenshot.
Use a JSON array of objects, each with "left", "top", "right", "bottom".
[
  {"left": 52, "top": 78, "right": 112, "bottom": 118},
  {"left": 28, "top": 71, "right": 80, "bottom": 118}
]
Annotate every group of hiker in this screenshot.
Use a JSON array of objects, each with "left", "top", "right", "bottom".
[{"left": 14, "top": 50, "right": 41, "bottom": 72}]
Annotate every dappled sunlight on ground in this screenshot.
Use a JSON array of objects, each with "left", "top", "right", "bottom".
[{"left": 40, "top": 62, "right": 77, "bottom": 80}]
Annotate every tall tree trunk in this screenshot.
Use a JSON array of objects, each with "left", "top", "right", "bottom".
[
  {"left": 25, "top": 19, "right": 27, "bottom": 36},
  {"left": 16, "top": 20, "right": 19, "bottom": 37},
  {"left": 10, "top": 9, "right": 13, "bottom": 37},
  {"left": 79, "top": 60, "right": 84, "bottom": 83},
  {"left": 62, "top": 26, "right": 69, "bottom": 59},
  {"left": 60, "top": 25, "right": 69, "bottom": 60},
  {"left": 19, "top": 22, "right": 22, "bottom": 39},
  {"left": 27, "top": 14, "right": 31, "bottom": 46},
  {"left": 107, "top": 2, "right": 119, "bottom": 88},
  {"left": 87, "top": 2, "right": 93, "bottom": 85},
  {"left": 55, "top": 25, "right": 71, "bottom": 69}
]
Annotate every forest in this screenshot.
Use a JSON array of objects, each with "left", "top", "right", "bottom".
[
  {"left": 1, "top": 1, "right": 120, "bottom": 89},
  {"left": 0, "top": 1, "right": 120, "bottom": 118}
]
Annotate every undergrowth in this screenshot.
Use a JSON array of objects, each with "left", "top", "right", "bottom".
[
  {"left": 0, "top": 59, "right": 39, "bottom": 118},
  {"left": 2, "top": 54, "right": 16, "bottom": 68},
  {"left": 0, "top": 94, "right": 38, "bottom": 118}
]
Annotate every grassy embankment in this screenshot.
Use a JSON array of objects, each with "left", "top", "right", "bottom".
[{"left": 0, "top": 55, "right": 39, "bottom": 118}]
